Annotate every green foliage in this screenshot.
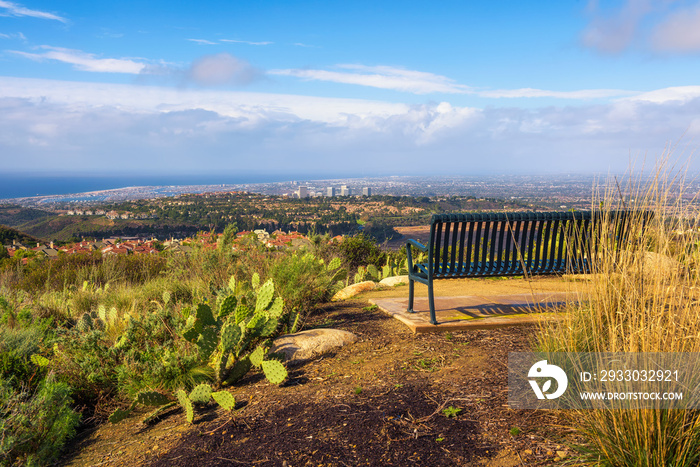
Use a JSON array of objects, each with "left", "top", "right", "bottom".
[
  {"left": 335, "top": 233, "right": 386, "bottom": 272},
  {"left": 442, "top": 406, "right": 462, "bottom": 418},
  {"left": 0, "top": 373, "right": 80, "bottom": 466}
]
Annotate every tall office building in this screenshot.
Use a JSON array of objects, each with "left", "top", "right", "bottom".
[
  {"left": 326, "top": 187, "right": 335, "bottom": 197},
  {"left": 340, "top": 185, "right": 351, "bottom": 196},
  {"left": 362, "top": 187, "right": 372, "bottom": 197},
  {"left": 297, "top": 186, "right": 309, "bottom": 198}
]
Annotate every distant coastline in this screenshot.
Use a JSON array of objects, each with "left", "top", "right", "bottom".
[{"left": 0, "top": 173, "right": 348, "bottom": 200}]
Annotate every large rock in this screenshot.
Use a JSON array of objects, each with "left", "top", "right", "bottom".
[
  {"left": 270, "top": 329, "right": 358, "bottom": 365},
  {"left": 331, "top": 281, "right": 376, "bottom": 301},
  {"left": 379, "top": 275, "right": 409, "bottom": 287}
]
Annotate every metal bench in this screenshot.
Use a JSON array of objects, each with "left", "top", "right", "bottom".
[{"left": 406, "top": 210, "right": 646, "bottom": 324}]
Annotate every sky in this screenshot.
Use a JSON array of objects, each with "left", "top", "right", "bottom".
[{"left": 2, "top": 0, "right": 700, "bottom": 179}]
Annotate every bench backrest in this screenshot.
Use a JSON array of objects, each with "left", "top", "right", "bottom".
[{"left": 425, "top": 211, "right": 649, "bottom": 278}]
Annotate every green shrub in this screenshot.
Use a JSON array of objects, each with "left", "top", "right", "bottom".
[{"left": 0, "top": 373, "right": 80, "bottom": 466}]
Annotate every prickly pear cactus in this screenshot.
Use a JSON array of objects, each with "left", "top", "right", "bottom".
[
  {"left": 212, "top": 391, "right": 236, "bottom": 412},
  {"left": 176, "top": 389, "right": 194, "bottom": 423},
  {"left": 220, "top": 320, "right": 242, "bottom": 353},
  {"left": 255, "top": 279, "right": 274, "bottom": 312},
  {"left": 189, "top": 383, "right": 212, "bottom": 405},
  {"left": 251, "top": 272, "right": 260, "bottom": 289},
  {"left": 76, "top": 312, "right": 93, "bottom": 332},
  {"left": 327, "top": 257, "right": 341, "bottom": 271},
  {"left": 249, "top": 345, "right": 265, "bottom": 368},
  {"left": 382, "top": 264, "right": 392, "bottom": 279},
  {"left": 195, "top": 303, "right": 217, "bottom": 326},
  {"left": 235, "top": 302, "right": 252, "bottom": 324},
  {"left": 218, "top": 295, "right": 237, "bottom": 319},
  {"left": 162, "top": 290, "right": 171, "bottom": 305},
  {"left": 261, "top": 360, "right": 288, "bottom": 385},
  {"left": 367, "top": 264, "right": 379, "bottom": 281},
  {"left": 136, "top": 390, "right": 171, "bottom": 407},
  {"left": 266, "top": 297, "right": 284, "bottom": 319},
  {"left": 108, "top": 408, "right": 133, "bottom": 424}
]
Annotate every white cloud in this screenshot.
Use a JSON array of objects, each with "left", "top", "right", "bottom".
[
  {"left": 220, "top": 39, "right": 273, "bottom": 46},
  {"left": 624, "top": 86, "right": 700, "bottom": 103},
  {"left": 186, "top": 53, "right": 261, "bottom": 86},
  {"left": 9, "top": 46, "right": 147, "bottom": 74},
  {"left": 479, "top": 87, "right": 638, "bottom": 99},
  {"left": 651, "top": 6, "right": 700, "bottom": 52},
  {"left": 0, "top": 76, "right": 697, "bottom": 176},
  {"left": 187, "top": 38, "right": 218, "bottom": 45},
  {"left": 0, "top": 1, "right": 66, "bottom": 23},
  {"left": 269, "top": 64, "right": 473, "bottom": 94},
  {"left": 0, "top": 31, "right": 25, "bottom": 40}
]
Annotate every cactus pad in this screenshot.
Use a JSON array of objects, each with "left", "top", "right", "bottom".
[
  {"left": 261, "top": 359, "right": 288, "bottom": 385},
  {"left": 211, "top": 391, "right": 236, "bottom": 412},
  {"left": 246, "top": 312, "right": 266, "bottom": 331},
  {"left": 76, "top": 312, "right": 93, "bottom": 332},
  {"left": 189, "top": 383, "right": 212, "bottom": 405},
  {"left": 182, "top": 324, "right": 200, "bottom": 343},
  {"left": 142, "top": 402, "right": 177, "bottom": 425},
  {"left": 235, "top": 303, "right": 252, "bottom": 324},
  {"left": 98, "top": 304, "right": 106, "bottom": 323},
  {"left": 218, "top": 295, "right": 237, "bottom": 319},
  {"left": 135, "top": 390, "right": 171, "bottom": 407},
  {"left": 196, "top": 303, "right": 216, "bottom": 326},
  {"left": 259, "top": 316, "right": 278, "bottom": 338},
  {"left": 108, "top": 407, "right": 133, "bottom": 424},
  {"left": 327, "top": 257, "right": 341, "bottom": 271},
  {"left": 224, "top": 356, "right": 252, "bottom": 385},
  {"left": 220, "top": 320, "right": 242, "bottom": 352},
  {"left": 228, "top": 275, "right": 236, "bottom": 293},
  {"left": 255, "top": 279, "right": 275, "bottom": 312},
  {"left": 176, "top": 389, "right": 194, "bottom": 423},
  {"left": 367, "top": 264, "right": 379, "bottom": 280},
  {"left": 197, "top": 325, "right": 218, "bottom": 360},
  {"left": 251, "top": 272, "right": 260, "bottom": 289},
  {"left": 266, "top": 297, "right": 284, "bottom": 319},
  {"left": 249, "top": 345, "right": 265, "bottom": 368}
]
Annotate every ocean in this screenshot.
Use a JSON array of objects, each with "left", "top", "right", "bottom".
[{"left": 0, "top": 173, "right": 319, "bottom": 200}]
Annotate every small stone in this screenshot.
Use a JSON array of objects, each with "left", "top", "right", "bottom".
[
  {"left": 331, "top": 281, "right": 376, "bottom": 301},
  {"left": 379, "top": 275, "right": 409, "bottom": 287}
]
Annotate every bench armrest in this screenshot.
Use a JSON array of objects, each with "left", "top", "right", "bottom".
[
  {"left": 406, "top": 239, "right": 428, "bottom": 252},
  {"left": 406, "top": 239, "right": 428, "bottom": 275}
]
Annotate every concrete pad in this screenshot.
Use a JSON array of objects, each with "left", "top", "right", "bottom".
[{"left": 370, "top": 292, "right": 578, "bottom": 333}]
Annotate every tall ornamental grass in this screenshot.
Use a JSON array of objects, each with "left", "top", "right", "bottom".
[{"left": 537, "top": 162, "right": 700, "bottom": 466}]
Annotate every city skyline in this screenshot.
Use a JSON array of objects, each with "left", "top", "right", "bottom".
[{"left": 1, "top": 1, "right": 700, "bottom": 177}]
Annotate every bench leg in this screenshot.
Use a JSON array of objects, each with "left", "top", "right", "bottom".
[
  {"left": 407, "top": 277, "right": 415, "bottom": 313},
  {"left": 428, "top": 279, "right": 437, "bottom": 325}
]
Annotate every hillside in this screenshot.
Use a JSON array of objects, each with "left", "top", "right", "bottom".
[{"left": 0, "top": 224, "right": 41, "bottom": 245}]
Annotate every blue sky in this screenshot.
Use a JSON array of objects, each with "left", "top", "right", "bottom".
[{"left": 2, "top": 0, "right": 700, "bottom": 178}]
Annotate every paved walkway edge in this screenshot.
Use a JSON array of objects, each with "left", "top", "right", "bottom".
[{"left": 369, "top": 292, "right": 578, "bottom": 334}]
